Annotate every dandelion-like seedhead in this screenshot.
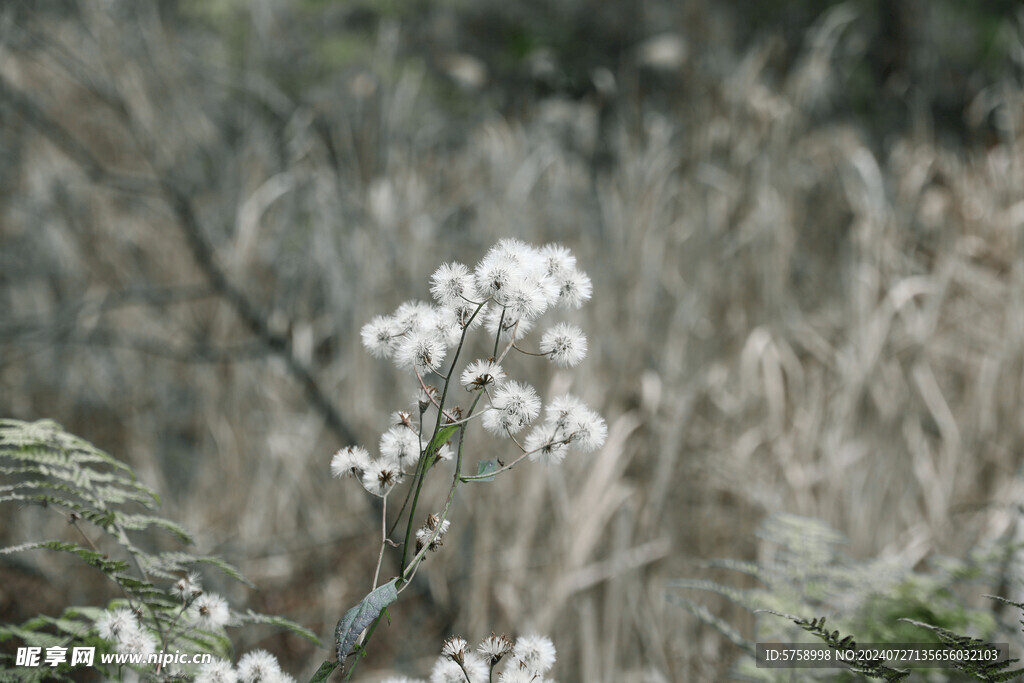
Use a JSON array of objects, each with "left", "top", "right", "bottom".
[
  {"left": 331, "top": 445, "right": 371, "bottom": 479},
  {"left": 195, "top": 651, "right": 297, "bottom": 683},
  {"left": 416, "top": 513, "right": 452, "bottom": 552},
  {"left": 343, "top": 241, "right": 605, "bottom": 497},
  {"left": 399, "top": 633, "right": 556, "bottom": 682},
  {"left": 333, "top": 242, "right": 598, "bottom": 677},
  {"left": 539, "top": 323, "right": 587, "bottom": 368},
  {"left": 191, "top": 592, "right": 231, "bottom": 630},
  {"left": 95, "top": 607, "right": 138, "bottom": 642},
  {"left": 478, "top": 633, "right": 514, "bottom": 665},
  {"left": 173, "top": 572, "right": 203, "bottom": 603},
  {"left": 511, "top": 634, "right": 557, "bottom": 674}
]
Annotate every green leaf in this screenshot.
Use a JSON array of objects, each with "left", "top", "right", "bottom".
[
  {"left": 424, "top": 424, "right": 458, "bottom": 468},
  {"left": 469, "top": 459, "right": 499, "bottom": 482},
  {"left": 334, "top": 579, "right": 399, "bottom": 670},
  {"left": 308, "top": 660, "right": 338, "bottom": 683}
]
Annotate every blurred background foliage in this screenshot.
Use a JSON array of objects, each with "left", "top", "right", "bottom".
[{"left": 3, "top": 0, "right": 1024, "bottom": 680}]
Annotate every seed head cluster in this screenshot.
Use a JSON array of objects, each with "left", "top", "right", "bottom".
[
  {"left": 380, "top": 632, "right": 556, "bottom": 683},
  {"left": 340, "top": 240, "right": 606, "bottom": 500}
]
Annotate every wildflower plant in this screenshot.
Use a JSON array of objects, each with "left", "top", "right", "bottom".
[
  {"left": 0, "top": 418, "right": 317, "bottom": 682},
  {"left": 376, "top": 632, "right": 556, "bottom": 683},
  {"left": 321, "top": 240, "right": 605, "bottom": 681}
]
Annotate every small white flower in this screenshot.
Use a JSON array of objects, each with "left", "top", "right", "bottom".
[
  {"left": 173, "top": 572, "right": 202, "bottom": 602},
  {"left": 195, "top": 659, "right": 238, "bottom": 683},
  {"left": 330, "top": 446, "right": 371, "bottom": 478},
  {"left": 191, "top": 592, "right": 231, "bottom": 630},
  {"left": 460, "top": 360, "right": 506, "bottom": 391},
  {"left": 380, "top": 426, "right": 422, "bottom": 469},
  {"left": 478, "top": 633, "right": 514, "bottom": 664},
  {"left": 361, "top": 459, "right": 403, "bottom": 497},
  {"left": 483, "top": 381, "right": 541, "bottom": 435},
  {"left": 392, "top": 301, "right": 435, "bottom": 332},
  {"left": 441, "top": 636, "right": 468, "bottom": 662},
  {"left": 430, "top": 653, "right": 488, "bottom": 683},
  {"left": 524, "top": 424, "right": 569, "bottom": 465},
  {"left": 360, "top": 315, "right": 400, "bottom": 359},
  {"left": 435, "top": 443, "right": 454, "bottom": 462},
  {"left": 545, "top": 394, "right": 586, "bottom": 426},
  {"left": 555, "top": 268, "right": 592, "bottom": 308},
  {"left": 117, "top": 628, "right": 157, "bottom": 657},
  {"left": 417, "top": 515, "right": 451, "bottom": 552},
  {"left": 395, "top": 329, "right": 447, "bottom": 373},
  {"left": 95, "top": 608, "right": 138, "bottom": 642},
  {"left": 431, "top": 262, "right": 478, "bottom": 305},
  {"left": 475, "top": 257, "right": 517, "bottom": 300},
  {"left": 512, "top": 634, "right": 556, "bottom": 675},
  {"left": 568, "top": 408, "right": 607, "bottom": 452},
  {"left": 390, "top": 410, "right": 417, "bottom": 429},
  {"left": 539, "top": 243, "right": 576, "bottom": 278},
  {"left": 237, "top": 649, "right": 282, "bottom": 683},
  {"left": 496, "top": 277, "right": 550, "bottom": 321},
  {"left": 539, "top": 323, "right": 588, "bottom": 367},
  {"left": 546, "top": 395, "right": 607, "bottom": 452}
]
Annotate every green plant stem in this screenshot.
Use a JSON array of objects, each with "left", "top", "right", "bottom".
[
  {"left": 399, "top": 302, "right": 484, "bottom": 575},
  {"left": 398, "top": 394, "right": 479, "bottom": 592},
  {"left": 371, "top": 493, "right": 388, "bottom": 590}
]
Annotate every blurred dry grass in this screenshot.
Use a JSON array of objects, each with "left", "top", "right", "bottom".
[{"left": 2, "top": 3, "right": 1024, "bottom": 681}]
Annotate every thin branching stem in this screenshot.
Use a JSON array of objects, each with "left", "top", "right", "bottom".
[{"left": 371, "top": 493, "right": 388, "bottom": 591}]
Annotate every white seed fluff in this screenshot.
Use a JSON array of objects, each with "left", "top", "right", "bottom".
[
  {"left": 330, "top": 445, "right": 371, "bottom": 478},
  {"left": 361, "top": 459, "right": 402, "bottom": 497},
  {"left": 380, "top": 427, "right": 422, "bottom": 469},
  {"left": 430, "top": 262, "right": 477, "bottom": 305},
  {"left": 483, "top": 381, "right": 541, "bottom": 435},
  {"left": 460, "top": 360, "right": 506, "bottom": 391},
  {"left": 192, "top": 592, "right": 231, "bottom": 630},
  {"left": 512, "top": 634, "right": 557, "bottom": 674},
  {"left": 539, "top": 323, "right": 588, "bottom": 367}
]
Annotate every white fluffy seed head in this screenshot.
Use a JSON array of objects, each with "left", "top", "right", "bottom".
[
  {"left": 395, "top": 329, "right": 447, "bottom": 373},
  {"left": 430, "top": 262, "right": 478, "bottom": 305},
  {"left": 524, "top": 424, "right": 569, "bottom": 465},
  {"left": 483, "top": 381, "right": 541, "bottom": 435},
  {"left": 556, "top": 268, "right": 593, "bottom": 308},
  {"left": 539, "top": 323, "right": 588, "bottom": 367},
  {"left": 331, "top": 445, "right": 371, "bottom": 478},
  {"left": 191, "top": 592, "right": 231, "bottom": 630},
  {"left": 194, "top": 659, "right": 238, "bottom": 683},
  {"left": 361, "top": 459, "right": 403, "bottom": 497},
  {"left": 460, "top": 360, "right": 506, "bottom": 391},
  {"left": 237, "top": 650, "right": 282, "bottom": 683},
  {"left": 539, "top": 243, "right": 576, "bottom": 278},
  {"left": 430, "top": 653, "right": 488, "bottom": 683},
  {"left": 569, "top": 408, "right": 607, "bottom": 452},
  {"left": 360, "top": 315, "right": 400, "bottom": 359},
  {"left": 441, "top": 636, "right": 468, "bottom": 662},
  {"left": 380, "top": 427, "right": 421, "bottom": 470},
  {"left": 495, "top": 276, "right": 549, "bottom": 321},
  {"left": 478, "top": 633, "right": 514, "bottom": 664},
  {"left": 392, "top": 301, "right": 435, "bottom": 332},
  {"left": 95, "top": 608, "right": 138, "bottom": 642},
  {"left": 512, "top": 634, "right": 557, "bottom": 674}
]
